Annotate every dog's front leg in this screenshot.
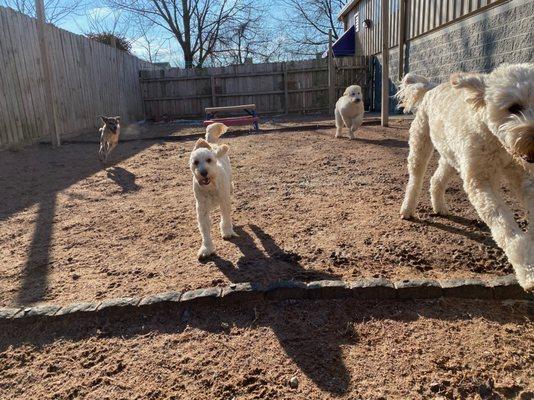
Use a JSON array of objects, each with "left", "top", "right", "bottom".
[
  {"left": 464, "top": 178, "right": 534, "bottom": 290},
  {"left": 334, "top": 109, "right": 343, "bottom": 138},
  {"left": 196, "top": 201, "right": 215, "bottom": 259},
  {"left": 219, "top": 194, "right": 237, "bottom": 239},
  {"left": 107, "top": 140, "right": 118, "bottom": 160},
  {"left": 98, "top": 140, "right": 107, "bottom": 162},
  {"left": 349, "top": 115, "right": 363, "bottom": 140},
  {"left": 523, "top": 179, "right": 534, "bottom": 241}
]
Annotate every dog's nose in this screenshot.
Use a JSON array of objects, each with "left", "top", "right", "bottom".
[
  {"left": 355, "top": 98, "right": 361, "bottom": 103},
  {"left": 199, "top": 169, "right": 208, "bottom": 177}
]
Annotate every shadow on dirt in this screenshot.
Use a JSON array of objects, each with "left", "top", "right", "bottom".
[
  {"left": 202, "top": 224, "right": 340, "bottom": 284},
  {"left": 0, "top": 298, "right": 531, "bottom": 396},
  {"left": 106, "top": 167, "right": 140, "bottom": 193},
  {"left": 0, "top": 141, "right": 153, "bottom": 305}
]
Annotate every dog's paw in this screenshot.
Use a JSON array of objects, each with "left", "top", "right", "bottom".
[
  {"left": 222, "top": 230, "right": 238, "bottom": 240},
  {"left": 197, "top": 246, "right": 215, "bottom": 259},
  {"left": 400, "top": 211, "right": 414, "bottom": 220},
  {"left": 348, "top": 135, "right": 356, "bottom": 140}
]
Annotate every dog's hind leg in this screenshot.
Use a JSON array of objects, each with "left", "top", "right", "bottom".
[
  {"left": 400, "top": 111, "right": 434, "bottom": 219},
  {"left": 430, "top": 157, "right": 455, "bottom": 215},
  {"left": 334, "top": 108, "right": 344, "bottom": 138},
  {"left": 196, "top": 203, "right": 215, "bottom": 259},
  {"left": 463, "top": 176, "right": 534, "bottom": 290}
]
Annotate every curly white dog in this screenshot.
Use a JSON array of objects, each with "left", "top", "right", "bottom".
[
  {"left": 190, "top": 123, "right": 237, "bottom": 259},
  {"left": 397, "top": 63, "right": 534, "bottom": 291},
  {"left": 334, "top": 84, "right": 365, "bottom": 139}
]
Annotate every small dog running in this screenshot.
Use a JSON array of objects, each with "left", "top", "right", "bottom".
[
  {"left": 190, "top": 123, "right": 237, "bottom": 259},
  {"left": 334, "top": 84, "right": 365, "bottom": 139},
  {"left": 98, "top": 116, "right": 120, "bottom": 162},
  {"left": 396, "top": 63, "right": 534, "bottom": 291}
]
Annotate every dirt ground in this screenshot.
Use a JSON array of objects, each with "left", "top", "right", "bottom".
[
  {"left": 0, "top": 118, "right": 524, "bottom": 307},
  {"left": 1, "top": 298, "right": 533, "bottom": 399}
]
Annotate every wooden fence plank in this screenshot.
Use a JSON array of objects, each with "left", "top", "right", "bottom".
[{"left": 0, "top": 6, "right": 151, "bottom": 147}]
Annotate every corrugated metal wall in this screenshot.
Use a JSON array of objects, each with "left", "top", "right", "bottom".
[{"left": 345, "top": 0, "right": 506, "bottom": 55}]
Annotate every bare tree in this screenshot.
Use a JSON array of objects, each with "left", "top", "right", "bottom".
[
  {"left": 280, "top": 0, "right": 344, "bottom": 58},
  {"left": 107, "top": 0, "right": 254, "bottom": 68},
  {"left": 209, "top": 9, "right": 284, "bottom": 66},
  {"left": 130, "top": 16, "right": 172, "bottom": 63},
  {"left": 0, "top": 0, "right": 87, "bottom": 23},
  {"left": 84, "top": 5, "right": 128, "bottom": 36}
]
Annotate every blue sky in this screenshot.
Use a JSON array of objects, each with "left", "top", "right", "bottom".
[{"left": 0, "top": 0, "right": 340, "bottom": 65}]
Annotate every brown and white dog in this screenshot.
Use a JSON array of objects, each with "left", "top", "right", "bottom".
[{"left": 98, "top": 116, "right": 120, "bottom": 162}]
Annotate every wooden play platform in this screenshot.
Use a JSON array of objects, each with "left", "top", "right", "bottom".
[{"left": 204, "top": 104, "right": 259, "bottom": 131}]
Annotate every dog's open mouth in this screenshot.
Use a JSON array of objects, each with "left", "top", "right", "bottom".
[
  {"left": 521, "top": 154, "right": 534, "bottom": 163},
  {"left": 198, "top": 177, "right": 211, "bottom": 185}
]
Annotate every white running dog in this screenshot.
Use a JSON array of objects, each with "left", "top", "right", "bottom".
[
  {"left": 334, "top": 84, "right": 365, "bottom": 139},
  {"left": 397, "top": 64, "right": 534, "bottom": 291},
  {"left": 190, "top": 123, "right": 237, "bottom": 259}
]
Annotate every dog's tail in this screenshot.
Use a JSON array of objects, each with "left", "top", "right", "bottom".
[
  {"left": 395, "top": 73, "right": 435, "bottom": 113},
  {"left": 205, "top": 123, "right": 229, "bottom": 144}
]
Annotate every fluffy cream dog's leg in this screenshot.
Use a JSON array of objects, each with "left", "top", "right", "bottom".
[
  {"left": 219, "top": 194, "right": 237, "bottom": 239},
  {"left": 334, "top": 108, "right": 344, "bottom": 138},
  {"left": 196, "top": 201, "right": 215, "bottom": 259},
  {"left": 430, "top": 157, "right": 455, "bottom": 215},
  {"left": 504, "top": 165, "right": 534, "bottom": 241},
  {"left": 463, "top": 176, "right": 534, "bottom": 290},
  {"left": 400, "top": 111, "right": 434, "bottom": 218},
  {"left": 349, "top": 115, "right": 363, "bottom": 139}
]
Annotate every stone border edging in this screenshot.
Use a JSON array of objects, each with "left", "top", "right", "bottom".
[{"left": 1, "top": 275, "right": 531, "bottom": 322}]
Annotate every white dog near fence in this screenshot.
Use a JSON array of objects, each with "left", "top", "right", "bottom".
[
  {"left": 334, "top": 84, "right": 365, "bottom": 139},
  {"left": 396, "top": 63, "right": 534, "bottom": 291},
  {"left": 189, "top": 123, "right": 237, "bottom": 259}
]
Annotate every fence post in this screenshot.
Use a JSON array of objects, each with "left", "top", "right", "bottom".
[
  {"left": 210, "top": 76, "right": 216, "bottom": 107},
  {"left": 398, "top": 0, "right": 407, "bottom": 82},
  {"left": 328, "top": 29, "right": 335, "bottom": 115},
  {"left": 36, "top": 0, "right": 60, "bottom": 146},
  {"left": 381, "top": 0, "right": 389, "bottom": 127},
  {"left": 283, "top": 62, "right": 289, "bottom": 114}
]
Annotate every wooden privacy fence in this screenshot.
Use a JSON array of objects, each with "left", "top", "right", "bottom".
[
  {"left": 140, "top": 58, "right": 369, "bottom": 120},
  {"left": 0, "top": 6, "right": 152, "bottom": 147}
]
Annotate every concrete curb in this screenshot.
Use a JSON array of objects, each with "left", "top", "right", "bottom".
[{"left": 1, "top": 275, "right": 531, "bottom": 322}]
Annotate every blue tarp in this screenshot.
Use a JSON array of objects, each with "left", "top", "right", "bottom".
[{"left": 322, "top": 26, "right": 355, "bottom": 58}]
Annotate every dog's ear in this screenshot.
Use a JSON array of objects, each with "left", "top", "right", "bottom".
[
  {"left": 343, "top": 86, "right": 351, "bottom": 96},
  {"left": 451, "top": 73, "right": 486, "bottom": 110},
  {"left": 215, "top": 144, "right": 228, "bottom": 158},
  {"left": 194, "top": 138, "right": 212, "bottom": 150},
  {"left": 194, "top": 139, "right": 211, "bottom": 150}
]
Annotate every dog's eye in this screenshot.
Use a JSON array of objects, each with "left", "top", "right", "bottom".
[
  {"left": 206, "top": 158, "right": 212, "bottom": 163},
  {"left": 508, "top": 103, "right": 524, "bottom": 115},
  {"left": 194, "top": 160, "right": 199, "bottom": 165}
]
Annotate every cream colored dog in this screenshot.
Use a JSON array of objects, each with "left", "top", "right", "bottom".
[
  {"left": 335, "top": 84, "right": 365, "bottom": 139},
  {"left": 190, "top": 123, "right": 237, "bottom": 259},
  {"left": 397, "top": 64, "right": 534, "bottom": 291}
]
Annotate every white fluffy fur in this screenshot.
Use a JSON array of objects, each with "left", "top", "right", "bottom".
[
  {"left": 190, "top": 123, "right": 237, "bottom": 259},
  {"left": 397, "top": 63, "right": 534, "bottom": 291},
  {"left": 334, "top": 84, "right": 365, "bottom": 139}
]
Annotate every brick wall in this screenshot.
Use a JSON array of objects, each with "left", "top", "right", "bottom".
[{"left": 372, "top": 0, "right": 533, "bottom": 111}]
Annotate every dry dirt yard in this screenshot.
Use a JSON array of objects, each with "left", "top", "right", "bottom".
[
  {"left": 0, "top": 118, "right": 524, "bottom": 307},
  {"left": 0, "top": 298, "right": 533, "bottom": 399}
]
